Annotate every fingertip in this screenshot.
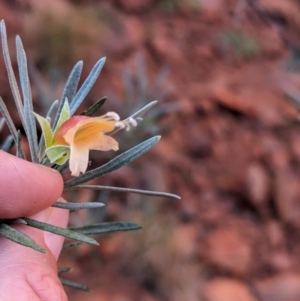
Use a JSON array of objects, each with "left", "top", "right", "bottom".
[{"left": 0, "top": 151, "right": 64, "bottom": 218}]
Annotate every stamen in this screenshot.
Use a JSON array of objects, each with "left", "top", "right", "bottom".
[
  {"left": 128, "top": 117, "right": 137, "bottom": 127},
  {"left": 115, "top": 121, "right": 126, "bottom": 129},
  {"left": 106, "top": 112, "right": 120, "bottom": 121}
]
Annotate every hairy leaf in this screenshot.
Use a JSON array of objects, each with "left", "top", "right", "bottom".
[{"left": 64, "top": 136, "right": 160, "bottom": 188}]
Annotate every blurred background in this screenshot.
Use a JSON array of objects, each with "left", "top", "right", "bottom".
[{"left": 1, "top": 0, "right": 300, "bottom": 300}]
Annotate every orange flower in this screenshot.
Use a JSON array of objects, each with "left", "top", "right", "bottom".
[
  {"left": 53, "top": 115, "right": 119, "bottom": 176},
  {"left": 35, "top": 97, "right": 137, "bottom": 176}
]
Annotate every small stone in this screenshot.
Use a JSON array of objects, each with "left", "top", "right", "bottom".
[
  {"left": 255, "top": 273, "right": 300, "bottom": 301},
  {"left": 115, "top": 0, "right": 154, "bottom": 13},
  {"left": 246, "top": 163, "right": 270, "bottom": 208},
  {"left": 202, "top": 278, "right": 257, "bottom": 301},
  {"left": 204, "top": 228, "right": 252, "bottom": 276}
]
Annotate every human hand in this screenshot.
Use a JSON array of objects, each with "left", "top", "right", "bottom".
[{"left": 0, "top": 151, "right": 69, "bottom": 301}]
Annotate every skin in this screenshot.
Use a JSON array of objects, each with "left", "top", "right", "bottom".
[{"left": 0, "top": 151, "right": 69, "bottom": 301}]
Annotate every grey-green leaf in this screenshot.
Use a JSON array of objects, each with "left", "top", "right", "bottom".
[
  {"left": 1, "top": 135, "right": 14, "bottom": 151},
  {"left": 64, "top": 136, "right": 160, "bottom": 188},
  {"left": 0, "top": 21, "right": 26, "bottom": 127},
  {"left": 60, "top": 278, "right": 91, "bottom": 292},
  {"left": 0, "top": 97, "right": 25, "bottom": 158},
  {"left": 16, "top": 36, "right": 38, "bottom": 163},
  {"left": 52, "top": 201, "right": 104, "bottom": 210},
  {"left": 58, "top": 267, "right": 72, "bottom": 274},
  {"left": 70, "top": 57, "right": 106, "bottom": 115},
  {"left": 53, "top": 61, "right": 83, "bottom": 128},
  {"left": 23, "top": 218, "right": 99, "bottom": 246},
  {"left": 0, "top": 223, "right": 45, "bottom": 253},
  {"left": 69, "top": 185, "right": 181, "bottom": 200},
  {"left": 69, "top": 222, "right": 142, "bottom": 235}
]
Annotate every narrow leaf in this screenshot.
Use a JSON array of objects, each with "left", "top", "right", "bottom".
[
  {"left": 23, "top": 218, "right": 99, "bottom": 246},
  {"left": 60, "top": 278, "right": 91, "bottom": 292},
  {"left": 46, "top": 99, "right": 59, "bottom": 120},
  {"left": 70, "top": 57, "right": 106, "bottom": 115},
  {"left": 0, "top": 97, "right": 25, "bottom": 158},
  {"left": 16, "top": 36, "right": 38, "bottom": 162},
  {"left": 69, "top": 222, "right": 142, "bottom": 235},
  {"left": 128, "top": 100, "right": 158, "bottom": 120},
  {"left": 16, "top": 130, "right": 25, "bottom": 158},
  {"left": 0, "top": 21, "right": 26, "bottom": 127},
  {"left": 69, "top": 185, "right": 181, "bottom": 200},
  {"left": 58, "top": 267, "right": 72, "bottom": 274},
  {"left": 64, "top": 136, "right": 161, "bottom": 188},
  {"left": 0, "top": 223, "right": 45, "bottom": 252},
  {"left": 63, "top": 241, "right": 83, "bottom": 250},
  {"left": 53, "top": 98, "right": 70, "bottom": 134},
  {"left": 56, "top": 161, "right": 69, "bottom": 173},
  {"left": 0, "top": 118, "right": 5, "bottom": 132},
  {"left": 53, "top": 61, "right": 83, "bottom": 128},
  {"left": 1, "top": 135, "right": 14, "bottom": 151},
  {"left": 80, "top": 96, "right": 107, "bottom": 116},
  {"left": 52, "top": 201, "right": 104, "bottom": 210}
]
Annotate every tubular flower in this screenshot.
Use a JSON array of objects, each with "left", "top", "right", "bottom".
[{"left": 35, "top": 99, "right": 136, "bottom": 176}]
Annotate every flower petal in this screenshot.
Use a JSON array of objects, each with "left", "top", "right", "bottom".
[
  {"left": 73, "top": 119, "right": 116, "bottom": 142},
  {"left": 83, "top": 133, "right": 119, "bottom": 151},
  {"left": 69, "top": 144, "right": 89, "bottom": 176}
]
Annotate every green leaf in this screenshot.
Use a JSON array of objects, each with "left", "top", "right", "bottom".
[
  {"left": 34, "top": 113, "right": 53, "bottom": 149},
  {"left": 23, "top": 218, "right": 99, "bottom": 246},
  {"left": 0, "top": 223, "right": 45, "bottom": 253},
  {"left": 46, "top": 145, "right": 69, "bottom": 163},
  {"left": 80, "top": 96, "right": 107, "bottom": 116},
  {"left": 69, "top": 222, "right": 142, "bottom": 235},
  {"left": 54, "top": 98, "right": 70, "bottom": 134},
  {"left": 64, "top": 136, "right": 161, "bottom": 188}
]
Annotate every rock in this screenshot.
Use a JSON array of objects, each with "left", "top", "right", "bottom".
[
  {"left": 255, "top": 273, "right": 300, "bottom": 301},
  {"left": 202, "top": 278, "right": 257, "bottom": 301},
  {"left": 204, "top": 228, "right": 252, "bottom": 276},
  {"left": 115, "top": 0, "right": 154, "bottom": 13},
  {"left": 274, "top": 168, "right": 300, "bottom": 227},
  {"left": 245, "top": 163, "right": 270, "bottom": 208},
  {"left": 200, "top": 0, "right": 226, "bottom": 22}
]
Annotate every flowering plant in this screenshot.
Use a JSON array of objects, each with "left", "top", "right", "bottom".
[{"left": 0, "top": 20, "right": 179, "bottom": 291}]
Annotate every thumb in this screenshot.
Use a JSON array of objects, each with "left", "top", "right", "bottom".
[{"left": 28, "top": 200, "right": 69, "bottom": 260}]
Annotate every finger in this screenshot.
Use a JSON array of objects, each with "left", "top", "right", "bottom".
[
  {"left": 0, "top": 150, "right": 63, "bottom": 218},
  {"left": 0, "top": 206, "right": 69, "bottom": 301}
]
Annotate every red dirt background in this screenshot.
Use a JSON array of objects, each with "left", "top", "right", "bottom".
[{"left": 1, "top": 0, "right": 300, "bottom": 300}]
